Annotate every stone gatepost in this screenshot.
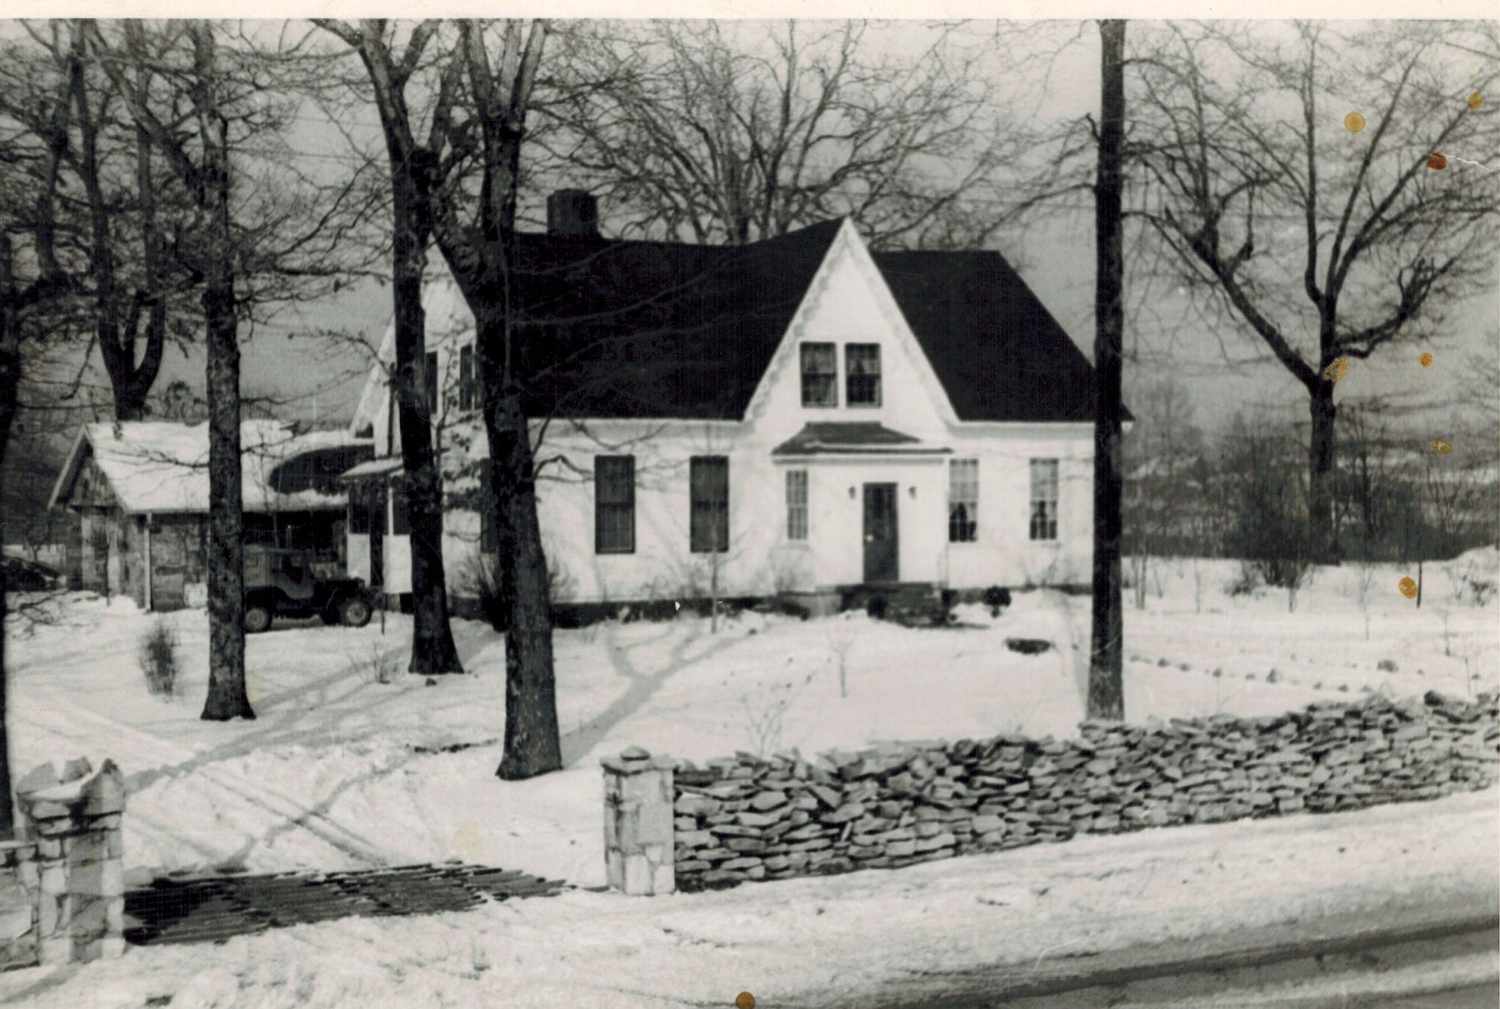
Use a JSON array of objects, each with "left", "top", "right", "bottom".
[
  {"left": 601, "top": 746, "right": 675, "bottom": 896},
  {"left": 15, "top": 758, "right": 128, "bottom": 964},
  {"left": 0, "top": 839, "right": 41, "bottom": 969}
]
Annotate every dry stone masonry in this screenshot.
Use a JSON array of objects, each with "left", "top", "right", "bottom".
[
  {"left": 601, "top": 746, "right": 677, "bottom": 896},
  {"left": 655, "top": 691, "right": 1499, "bottom": 893},
  {"left": 0, "top": 758, "right": 128, "bottom": 969}
]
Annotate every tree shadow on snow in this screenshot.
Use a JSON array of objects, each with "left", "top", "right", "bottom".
[{"left": 559, "top": 619, "right": 746, "bottom": 766}]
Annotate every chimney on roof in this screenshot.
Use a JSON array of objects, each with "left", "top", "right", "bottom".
[{"left": 547, "top": 189, "right": 599, "bottom": 238}]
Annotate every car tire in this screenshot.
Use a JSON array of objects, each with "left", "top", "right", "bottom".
[
  {"left": 340, "top": 595, "right": 372, "bottom": 629},
  {"left": 244, "top": 604, "right": 273, "bottom": 634}
]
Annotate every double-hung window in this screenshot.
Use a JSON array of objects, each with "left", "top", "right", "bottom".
[
  {"left": 423, "top": 350, "right": 439, "bottom": 417},
  {"left": 690, "top": 456, "right": 729, "bottom": 553},
  {"left": 785, "top": 469, "right": 808, "bottom": 541},
  {"left": 845, "top": 344, "right": 882, "bottom": 407},
  {"left": 948, "top": 459, "right": 978, "bottom": 542},
  {"left": 458, "top": 345, "right": 476, "bottom": 411},
  {"left": 800, "top": 343, "right": 837, "bottom": 407},
  {"left": 595, "top": 456, "right": 636, "bottom": 554},
  {"left": 1029, "top": 459, "right": 1059, "bottom": 541}
]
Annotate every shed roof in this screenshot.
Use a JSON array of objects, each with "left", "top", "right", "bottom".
[{"left": 49, "top": 421, "right": 373, "bottom": 515}]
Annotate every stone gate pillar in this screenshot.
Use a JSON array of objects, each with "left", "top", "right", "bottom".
[
  {"left": 15, "top": 758, "right": 128, "bottom": 963},
  {"left": 601, "top": 746, "right": 675, "bottom": 896}
]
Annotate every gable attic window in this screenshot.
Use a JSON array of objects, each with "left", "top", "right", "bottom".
[
  {"left": 594, "top": 455, "right": 636, "bottom": 554},
  {"left": 800, "top": 343, "right": 837, "bottom": 407},
  {"left": 690, "top": 455, "right": 729, "bottom": 553},
  {"left": 845, "top": 344, "right": 882, "bottom": 407},
  {"left": 1029, "top": 458, "right": 1059, "bottom": 542},
  {"left": 948, "top": 459, "right": 978, "bottom": 542},
  {"left": 459, "top": 344, "right": 476, "bottom": 412}
]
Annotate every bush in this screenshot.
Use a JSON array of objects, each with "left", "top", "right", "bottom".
[
  {"left": 983, "top": 586, "right": 1012, "bottom": 617},
  {"left": 138, "top": 620, "right": 179, "bottom": 697},
  {"left": 460, "top": 549, "right": 509, "bottom": 632},
  {"left": 866, "top": 595, "right": 888, "bottom": 620},
  {"left": 1225, "top": 563, "right": 1261, "bottom": 597}
]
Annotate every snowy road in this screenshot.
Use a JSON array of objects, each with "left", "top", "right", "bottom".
[{"left": 844, "top": 911, "right": 1499, "bottom": 1009}]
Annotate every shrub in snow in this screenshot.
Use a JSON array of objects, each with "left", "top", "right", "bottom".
[
  {"left": 460, "top": 549, "right": 509, "bottom": 633},
  {"left": 138, "top": 619, "right": 179, "bottom": 697},
  {"left": 1178, "top": 662, "right": 1191, "bottom": 672},
  {"left": 1225, "top": 564, "right": 1261, "bottom": 598},
  {"left": 1157, "top": 657, "right": 1170, "bottom": 667},
  {"left": 1212, "top": 668, "right": 1223, "bottom": 678},
  {"left": 1377, "top": 658, "right": 1399, "bottom": 673},
  {"left": 1337, "top": 683, "right": 1350, "bottom": 692},
  {"left": 347, "top": 641, "right": 400, "bottom": 685},
  {"left": 1267, "top": 669, "right": 1281, "bottom": 683},
  {"left": 983, "top": 586, "right": 1012, "bottom": 617},
  {"left": 866, "top": 595, "right": 888, "bottom": 621}
]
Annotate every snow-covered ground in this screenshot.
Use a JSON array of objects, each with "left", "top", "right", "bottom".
[
  {"left": 2, "top": 550, "right": 1496, "bottom": 1006},
  {"left": 6, "top": 550, "right": 1497, "bottom": 887},
  {"left": 0, "top": 787, "right": 1493, "bottom": 1009}
]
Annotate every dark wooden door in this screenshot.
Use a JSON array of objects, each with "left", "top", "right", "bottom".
[{"left": 862, "top": 482, "right": 899, "bottom": 583}]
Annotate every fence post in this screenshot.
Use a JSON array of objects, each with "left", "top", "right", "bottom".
[
  {"left": 601, "top": 746, "right": 675, "bottom": 896},
  {"left": 15, "top": 758, "right": 128, "bottom": 964}
]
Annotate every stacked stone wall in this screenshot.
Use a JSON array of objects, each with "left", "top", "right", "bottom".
[{"left": 656, "top": 692, "right": 1499, "bottom": 892}]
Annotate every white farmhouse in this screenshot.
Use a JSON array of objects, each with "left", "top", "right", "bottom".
[{"left": 343, "top": 191, "right": 1120, "bottom": 616}]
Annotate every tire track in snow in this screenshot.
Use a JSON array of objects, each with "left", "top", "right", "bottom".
[{"left": 14, "top": 697, "right": 391, "bottom": 868}]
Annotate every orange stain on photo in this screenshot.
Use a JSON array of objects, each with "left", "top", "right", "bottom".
[
  {"left": 1469, "top": 92, "right": 1484, "bottom": 110},
  {"left": 1427, "top": 152, "right": 1448, "bottom": 171},
  {"left": 735, "top": 993, "right": 756, "bottom": 1009},
  {"left": 1322, "top": 357, "right": 1350, "bottom": 383},
  {"left": 1431, "top": 438, "right": 1453, "bottom": 455},
  {"left": 1419, "top": 352, "right": 1434, "bottom": 368},
  {"left": 1398, "top": 577, "right": 1418, "bottom": 599},
  {"left": 1344, "top": 111, "right": 1366, "bottom": 133}
]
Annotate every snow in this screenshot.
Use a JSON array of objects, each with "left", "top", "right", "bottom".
[
  {"left": 2, "top": 554, "right": 1496, "bottom": 1005},
  {"left": 50, "top": 420, "right": 370, "bottom": 514}
]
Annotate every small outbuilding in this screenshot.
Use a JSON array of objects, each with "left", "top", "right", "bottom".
[{"left": 48, "top": 420, "right": 373, "bottom": 611}]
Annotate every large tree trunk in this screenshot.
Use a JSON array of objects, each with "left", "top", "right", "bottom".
[
  {"left": 475, "top": 302, "right": 560, "bottom": 779},
  {"left": 388, "top": 148, "right": 462, "bottom": 677},
  {"left": 1087, "top": 18, "right": 1126, "bottom": 722},
  {"left": 1308, "top": 382, "right": 1339, "bottom": 562},
  {"left": 194, "top": 25, "right": 253, "bottom": 722}
]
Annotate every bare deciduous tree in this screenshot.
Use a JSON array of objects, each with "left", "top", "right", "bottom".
[
  {"left": 541, "top": 20, "right": 1047, "bottom": 248},
  {"left": 1130, "top": 21, "right": 1500, "bottom": 557},
  {"left": 94, "top": 18, "right": 374, "bottom": 720},
  {"left": 313, "top": 18, "right": 466, "bottom": 676}
]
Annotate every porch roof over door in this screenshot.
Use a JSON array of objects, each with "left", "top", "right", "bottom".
[{"left": 770, "top": 422, "right": 952, "bottom": 458}]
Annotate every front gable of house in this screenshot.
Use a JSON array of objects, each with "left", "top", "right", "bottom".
[
  {"left": 66, "top": 448, "right": 119, "bottom": 511},
  {"left": 742, "top": 220, "right": 958, "bottom": 447}
]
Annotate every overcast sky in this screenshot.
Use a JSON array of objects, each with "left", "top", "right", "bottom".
[{"left": 42, "top": 18, "right": 1500, "bottom": 444}]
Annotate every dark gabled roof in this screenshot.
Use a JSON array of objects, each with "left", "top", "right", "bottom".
[
  {"left": 505, "top": 221, "right": 842, "bottom": 421},
  {"left": 499, "top": 218, "right": 1118, "bottom": 424},
  {"left": 771, "top": 422, "right": 950, "bottom": 457},
  {"left": 873, "top": 249, "right": 1127, "bottom": 423}
]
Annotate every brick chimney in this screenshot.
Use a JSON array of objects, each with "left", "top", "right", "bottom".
[{"left": 547, "top": 189, "right": 599, "bottom": 238}]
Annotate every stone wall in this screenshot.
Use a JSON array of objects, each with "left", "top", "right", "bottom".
[
  {"left": 660, "top": 692, "right": 1499, "bottom": 892},
  {"left": 0, "top": 758, "right": 129, "bottom": 970}
]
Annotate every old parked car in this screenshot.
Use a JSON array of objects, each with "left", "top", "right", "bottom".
[
  {"left": 242, "top": 545, "right": 372, "bottom": 633},
  {"left": 2, "top": 556, "right": 62, "bottom": 592}
]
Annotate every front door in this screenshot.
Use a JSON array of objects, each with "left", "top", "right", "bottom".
[{"left": 862, "top": 483, "right": 899, "bottom": 583}]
